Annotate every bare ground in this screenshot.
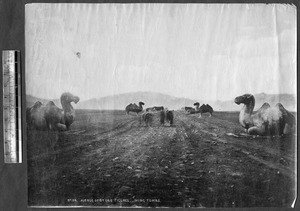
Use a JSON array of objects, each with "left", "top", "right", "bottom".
[{"left": 27, "top": 110, "right": 296, "bottom": 207}]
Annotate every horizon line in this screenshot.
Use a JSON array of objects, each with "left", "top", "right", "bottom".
[{"left": 26, "top": 91, "right": 296, "bottom": 103}]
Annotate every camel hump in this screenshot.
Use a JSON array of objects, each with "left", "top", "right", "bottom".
[
  {"left": 32, "top": 101, "right": 43, "bottom": 109},
  {"left": 275, "top": 103, "right": 288, "bottom": 115},
  {"left": 257, "top": 103, "right": 271, "bottom": 112},
  {"left": 46, "top": 101, "right": 56, "bottom": 107},
  {"left": 199, "top": 104, "right": 206, "bottom": 110},
  {"left": 45, "top": 101, "right": 62, "bottom": 117},
  {"left": 126, "top": 103, "right": 132, "bottom": 109},
  {"left": 128, "top": 103, "right": 139, "bottom": 109},
  {"left": 276, "top": 103, "right": 296, "bottom": 126},
  {"left": 126, "top": 102, "right": 143, "bottom": 114},
  {"left": 275, "top": 103, "right": 285, "bottom": 110},
  {"left": 262, "top": 102, "right": 271, "bottom": 108},
  {"left": 206, "top": 104, "right": 213, "bottom": 110},
  {"left": 126, "top": 103, "right": 137, "bottom": 109}
]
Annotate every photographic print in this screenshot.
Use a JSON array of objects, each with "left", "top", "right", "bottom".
[{"left": 25, "top": 3, "right": 297, "bottom": 207}]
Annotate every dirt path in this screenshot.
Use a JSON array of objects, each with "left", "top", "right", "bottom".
[{"left": 27, "top": 110, "right": 296, "bottom": 207}]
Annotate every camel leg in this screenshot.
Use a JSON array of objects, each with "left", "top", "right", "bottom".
[
  {"left": 198, "top": 113, "right": 202, "bottom": 118},
  {"left": 247, "top": 126, "right": 266, "bottom": 136}
]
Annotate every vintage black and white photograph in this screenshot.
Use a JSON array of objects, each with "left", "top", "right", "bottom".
[{"left": 25, "top": 3, "right": 297, "bottom": 207}]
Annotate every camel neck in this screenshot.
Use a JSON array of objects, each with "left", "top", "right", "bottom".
[
  {"left": 62, "top": 102, "right": 73, "bottom": 113},
  {"left": 243, "top": 100, "right": 255, "bottom": 115},
  {"left": 238, "top": 96, "right": 255, "bottom": 128}
]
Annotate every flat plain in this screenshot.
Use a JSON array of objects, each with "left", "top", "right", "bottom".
[{"left": 27, "top": 110, "right": 296, "bottom": 207}]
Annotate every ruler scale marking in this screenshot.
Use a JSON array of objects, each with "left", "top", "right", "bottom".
[{"left": 2, "top": 50, "right": 22, "bottom": 163}]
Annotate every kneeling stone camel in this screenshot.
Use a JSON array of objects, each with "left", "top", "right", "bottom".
[
  {"left": 234, "top": 94, "right": 295, "bottom": 136},
  {"left": 26, "top": 92, "right": 80, "bottom": 131},
  {"left": 125, "top": 102, "right": 144, "bottom": 115}
]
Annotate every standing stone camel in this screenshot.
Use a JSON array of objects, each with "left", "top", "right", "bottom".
[
  {"left": 26, "top": 92, "right": 80, "bottom": 131},
  {"left": 192, "top": 102, "right": 213, "bottom": 117},
  {"left": 125, "top": 102, "right": 144, "bottom": 115},
  {"left": 234, "top": 94, "right": 295, "bottom": 136}
]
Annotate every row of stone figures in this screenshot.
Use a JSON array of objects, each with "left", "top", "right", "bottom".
[
  {"left": 26, "top": 92, "right": 296, "bottom": 136},
  {"left": 126, "top": 92, "right": 296, "bottom": 135},
  {"left": 183, "top": 94, "right": 296, "bottom": 136},
  {"left": 125, "top": 102, "right": 173, "bottom": 127}
]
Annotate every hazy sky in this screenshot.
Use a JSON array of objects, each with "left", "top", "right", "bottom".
[{"left": 25, "top": 3, "right": 296, "bottom": 101}]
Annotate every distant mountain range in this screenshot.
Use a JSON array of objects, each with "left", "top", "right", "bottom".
[
  {"left": 26, "top": 95, "right": 61, "bottom": 107},
  {"left": 26, "top": 92, "right": 296, "bottom": 112}
]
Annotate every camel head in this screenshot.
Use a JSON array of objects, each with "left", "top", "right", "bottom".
[
  {"left": 59, "top": 92, "right": 80, "bottom": 130},
  {"left": 234, "top": 94, "right": 254, "bottom": 105},
  {"left": 74, "top": 96, "right": 80, "bottom": 104},
  {"left": 194, "top": 102, "right": 200, "bottom": 107},
  {"left": 61, "top": 92, "right": 80, "bottom": 106},
  {"left": 139, "top": 102, "right": 145, "bottom": 106}
]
